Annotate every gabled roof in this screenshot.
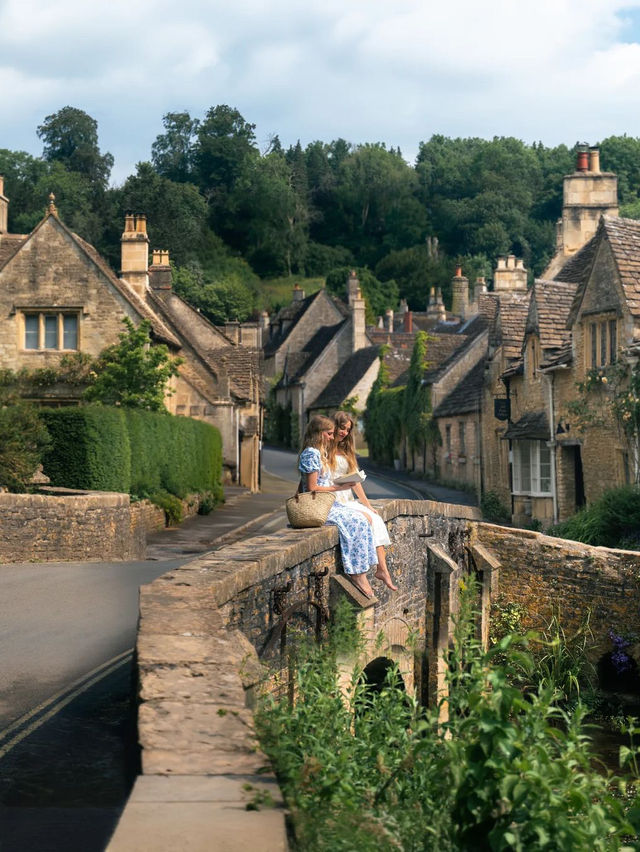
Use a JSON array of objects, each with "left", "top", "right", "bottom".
[
  {"left": 278, "top": 322, "right": 346, "bottom": 385},
  {"left": 310, "top": 346, "right": 380, "bottom": 409},
  {"left": 433, "top": 359, "right": 485, "bottom": 418},
  {"left": 564, "top": 216, "right": 640, "bottom": 327},
  {"left": 495, "top": 291, "right": 531, "bottom": 360},
  {"left": 71, "top": 230, "right": 180, "bottom": 348},
  {"left": 264, "top": 289, "right": 348, "bottom": 356},
  {"left": 0, "top": 233, "right": 27, "bottom": 268},
  {"left": 149, "top": 288, "right": 260, "bottom": 402},
  {"left": 526, "top": 279, "right": 577, "bottom": 351}
]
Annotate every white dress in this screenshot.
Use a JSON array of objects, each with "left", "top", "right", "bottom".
[{"left": 330, "top": 454, "right": 391, "bottom": 548}]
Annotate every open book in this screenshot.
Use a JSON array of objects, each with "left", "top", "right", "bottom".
[{"left": 333, "top": 469, "right": 367, "bottom": 486}]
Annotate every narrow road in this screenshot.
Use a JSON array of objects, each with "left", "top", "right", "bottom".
[
  {"left": 0, "top": 453, "right": 425, "bottom": 851},
  {"left": 261, "top": 445, "right": 423, "bottom": 500}
]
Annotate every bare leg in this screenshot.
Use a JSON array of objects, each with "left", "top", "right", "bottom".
[
  {"left": 374, "top": 547, "right": 397, "bottom": 591},
  {"left": 348, "top": 573, "right": 374, "bottom": 598}
]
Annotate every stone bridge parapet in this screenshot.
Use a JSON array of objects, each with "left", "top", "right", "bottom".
[{"left": 108, "top": 499, "right": 640, "bottom": 851}]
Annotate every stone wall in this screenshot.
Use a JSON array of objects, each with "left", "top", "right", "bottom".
[
  {"left": 474, "top": 522, "right": 640, "bottom": 663},
  {"left": 0, "top": 491, "right": 202, "bottom": 564},
  {"left": 0, "top": 491, "right": 143, "bottom": 562}
]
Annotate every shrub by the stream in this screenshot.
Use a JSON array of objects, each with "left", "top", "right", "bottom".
[
  {"left": 256, "top": 580, "right": 640, "bottom": 850},
  {"left": 549, "top": 485, "right": 640, "bottom": 549}
]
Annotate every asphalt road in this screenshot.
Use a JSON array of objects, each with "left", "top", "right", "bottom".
[
  {"left": 262, "top": 445, "right": 423, "bottom": 500},
  {"left": 0, "top": 455, "right": 421, "bottom": 851}
]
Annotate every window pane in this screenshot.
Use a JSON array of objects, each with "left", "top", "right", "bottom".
[
  {"left": 24, "top": 315, "right": 39, "bottom": 349},
  {"left": 609, "top": 320, "right": 617, "bottom": 363},
  {"left": 514, "top": 441, "right": 531, "bottom": 492},
  {"left": 590, "top": 323, "right": 597, "bottom": 368},
  {"left": 600, "top": 322, "right": 607, "bottom": 366},
  {"left": 539, "top": 442, "right": 551, "bottom": 493},
  {"left": 44, "top": 314, "right": 57, "bottom": 349},
  {"left": 63, "top": 314, "right": 78, "bottom": 349}
]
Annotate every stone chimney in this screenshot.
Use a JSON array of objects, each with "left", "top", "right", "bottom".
[
  {"left": 347, "top": 269, "right": 360, "bottom": 306},
  {"left": 427, "top": 286, "right": 439, "bottom": 319},
  {"left": 149, "top": 250, "right": 172, "bottom": 290},
  {"left": 451, "top": 266, "right": 470, "bottom": 319},
  {"left": 543, "top": 144, "right": 618, "bottom": 277},
  {"left": 0, "top": 176, "right": 8, "bottom": 235},
  {"left": 475, "top": 276, "right": 487, "bottom": 297},
  {"left": 224, "top": 321, "right": 240, "bottom": 343},
  {"left": 259, "top": 310, "right": 270, "bottom": 338},
  {"left": 351, "top": 287, "right": 367, "bottom": 352},
  {"left": 120, "top": 214, "right": 149, "bottom": 298},
  {"left": 403, "top": 310, "right": 413, "bottom": 333},
  {"left": 292, "top": 283, "right": 305, "bottom": 302},
  {"left": 436, "top": 288, "right": 446, "bottom": 320},
  {"left": 493, "top": 256, "right": 527, "bottom": 294},
  {"left": 384, "top": 308, "right": 394, "bottom": 333}
]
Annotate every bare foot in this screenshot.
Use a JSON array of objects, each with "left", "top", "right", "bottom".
[
  {"left": 375, "top": 566, "right": 398, "bottom": 591},
  {"left": 348, "top": 574, "right": 374, "bottom": 598}
]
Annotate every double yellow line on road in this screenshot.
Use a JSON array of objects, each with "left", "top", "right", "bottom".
[{"left": 0, "top": 648, "right": 133, "bottom": 759}]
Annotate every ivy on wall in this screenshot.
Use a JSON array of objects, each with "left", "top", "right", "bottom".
[{"left": 365, "top": 333, "right": 440, "bottom": 468}]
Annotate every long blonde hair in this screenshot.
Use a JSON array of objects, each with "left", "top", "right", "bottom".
[
  {"left": 328, "top": 411, "right": 358, "bottom": 473},
  {"left": 300, "top": 415, "right": 334, "bottom": 473}
]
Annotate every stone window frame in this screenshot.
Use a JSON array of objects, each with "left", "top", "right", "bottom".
[
  {"left": 512, "top": 439, "right": 552, "bottom": 497},
  {"left": 18, "top": 308, "right": 82, "bottom": 352},
  {"left": 585, "top": 313, "right": 618, "bottom": 370}
]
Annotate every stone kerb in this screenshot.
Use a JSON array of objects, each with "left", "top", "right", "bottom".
[{"left": 109, "top": 497, "right": 480, "bottom": 851}]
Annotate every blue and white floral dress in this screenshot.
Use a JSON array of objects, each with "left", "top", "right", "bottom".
[{"left": 298, "top": 447, "right": 377, "bottom": 576}]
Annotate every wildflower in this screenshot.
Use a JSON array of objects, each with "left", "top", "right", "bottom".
[{"left": 601, "top": 376, "right": 608, "bottom": 384}]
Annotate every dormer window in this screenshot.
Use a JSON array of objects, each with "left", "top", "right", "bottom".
[{"left": 22, "top": 311, "right": 79, "bottom": 351}]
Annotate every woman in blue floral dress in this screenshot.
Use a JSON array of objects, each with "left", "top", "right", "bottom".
[{"left": 298, "top": 415, "right": 378, "bottom": 597}]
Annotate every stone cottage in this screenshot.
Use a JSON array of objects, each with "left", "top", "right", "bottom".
[{"left": 0, "top": 181, "right": 262, "bottom": 489}]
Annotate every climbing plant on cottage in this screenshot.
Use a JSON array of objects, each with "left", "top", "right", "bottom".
[{"left": 567, "top": 356, "right": 640, "bottom": 484}]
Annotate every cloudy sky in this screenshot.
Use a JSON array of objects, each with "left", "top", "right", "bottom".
[{"left": 3, "top": 0, "right": 640, "bottom": 184}]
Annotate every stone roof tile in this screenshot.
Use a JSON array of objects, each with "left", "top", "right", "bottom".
[
  {"left": 310, "top": 346, "right": 380, "bottom": 409},
  {"left": 432, "top": 360, "right": 485, "bottom": 418}
]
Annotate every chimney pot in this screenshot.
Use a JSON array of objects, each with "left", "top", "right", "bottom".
[
  {"left": 576, "top": 149, "right": 589, "bottom": 172},
  {"left": 403, "top": 310, "right": 413, "bottom": 333},
  {"left": 455, "top": 265, "right": 462, "bottom": 277},
  {"left": 589, "top": 147, "right": 600, "bottom": 173}
]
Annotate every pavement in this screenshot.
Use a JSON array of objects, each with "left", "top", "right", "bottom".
[{"left": 144, "top": 469, "right": 292, "bottom": 561}]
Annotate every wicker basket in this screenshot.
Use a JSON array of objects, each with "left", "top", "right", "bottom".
[{"left": 285, "top": 490, "right": 336, "bottom": 528}]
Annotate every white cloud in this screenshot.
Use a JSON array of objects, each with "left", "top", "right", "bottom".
[{"left": 2, "top": 0, "right": 640, "bottom": 179}]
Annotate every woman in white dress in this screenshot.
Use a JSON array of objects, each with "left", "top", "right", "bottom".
[{"left": 328, "top": 411, "right": 397, "bottom": 591}]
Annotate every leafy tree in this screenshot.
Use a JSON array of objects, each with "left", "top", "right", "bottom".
[
  {"left": 151, "top": 111, "right": 200, "bottom": 183},
  {"left": 115, "top": 162, "right": 207, "bottom": 265},
  {"left": 37, "top": 106, "right": 113, "bottom": 189},
  {"left": 172, "top": 262, "right": 254, "bottom": 324},
  {"left": 84, "top": 318, "right": 182, "bottom": 410},
  {"left": 375, "top": 244, "right": 450, "bottom": 311},
  {"left": 0, "top": 149, "right": 49, "bottom": 232},
  {"left": 0, "top": 386, "right": 50, "bottom": 491},
  {"left": 325, "top": 266, "right": 398, "bottom": 323}
]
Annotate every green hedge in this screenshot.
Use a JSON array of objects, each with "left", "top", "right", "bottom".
[{"left": 42, "top": 405, "right": 223, "bottom": 501}]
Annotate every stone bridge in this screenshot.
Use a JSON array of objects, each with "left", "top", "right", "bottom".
[{"left": 108, "top": 498, "right": 640, "bottom": 851}]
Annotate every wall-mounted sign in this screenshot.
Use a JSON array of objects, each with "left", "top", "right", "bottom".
[{"left": 494, "top": 398, "right": 511, "bottom": 421}]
